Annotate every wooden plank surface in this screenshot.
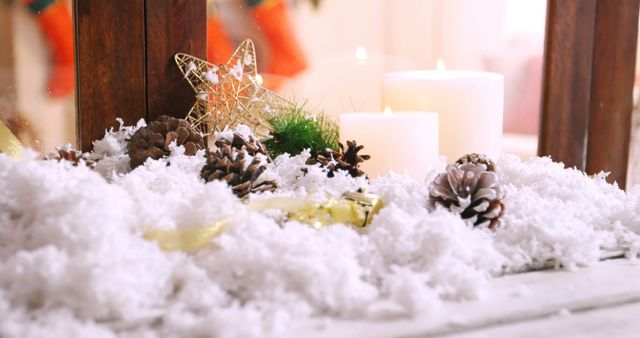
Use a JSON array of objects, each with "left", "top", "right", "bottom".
[
  {"left": 585, "top": 0, "right": 639, "bottom": 189},
  {"left": 285, "top": 259, "right": 640, "bottom": 338},
  {"left": 449, "top": 302, "right": 640, "bottom": 338},
  {"left": 539, "top": 0, "right": 597, "bottom": 171},
  {"left": 145, "top": 0, "right": 207, "bottom": 121},
  {"left": 74, "top": 0, "right": 146, "bottom": 151}
]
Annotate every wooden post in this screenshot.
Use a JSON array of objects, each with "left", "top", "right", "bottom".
[
  {"left": 586, "top": 0, "right": 639, "bottom": 189},
  {"left": 145, "top": 0, "right": 207, "bottom": 121},
  {"left": 539, "top": 0, "right": 597, "bottom": 172},
  {"left": 74, "top": 0, "right": 206, "bottom": 151},
  {"left": 74, "top": 1, "right": 147, "bottom": 151},
  {"left": 0, "top": 5, "right": 15, "bottom": 111},
  {"left": 540, "top": 0, "right": 639, "bottom": 189},
  {"left": 0, "top": 4, "right": 16, "bottom": 126}
]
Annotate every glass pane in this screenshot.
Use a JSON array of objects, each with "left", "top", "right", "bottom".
[
  {"left": 207, "top": 0, "right": 546, "bottom": 161},
  {"left": 0, "top": 0, "right": 76, "bottom": 152}
]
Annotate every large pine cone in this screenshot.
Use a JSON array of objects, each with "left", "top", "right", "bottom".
[
  {"left": 428, "top": 163, "right": 505, "bottom": 229},
  {"left": 306, "top": 140, "right": 370, "bottom": 178},
  {"left": 201, "top": 144, "right": 276, "bottom": 198},
  {"left": 127, "top": 115, "right": 205, "bottom": 169},
  {"left": 214, "top": 132, "right": 271, "bottom": 162}
]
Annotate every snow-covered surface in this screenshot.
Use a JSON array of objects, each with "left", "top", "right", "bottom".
[
  {"left": 1, "top": 121, "right": 639, "bottom": 338},
  {"left": 286, "top": 259, "right": 640, "bottom": 338}
]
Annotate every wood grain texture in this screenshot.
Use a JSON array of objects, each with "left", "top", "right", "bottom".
[
  {"left": 586, "top": 0, "right": 639, "bottom": 189},
  {"left": 540, "top": 0, "right": 639, "bottom": 189},
  {"left": 74, "top": 0, "right": 146, "bottom": 151},
  {"left": 0, "top": 5, "right": 16, "bottom": 118},
  {"left": 539, "top": 0, "right": 597, "bottom": 171},
  {"left": 145, "top": 0, "right": 207, "bottom": 121}
]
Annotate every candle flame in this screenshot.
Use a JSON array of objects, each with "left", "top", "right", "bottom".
[
  {"left": 355, "top": 46, "right": 368, "bottom": 62},
  {"left": 436, "top": 59, "right": 446, "bottom": 72},
  {"left": 383, "top": 106, "right": 393, "bottom": 116}
]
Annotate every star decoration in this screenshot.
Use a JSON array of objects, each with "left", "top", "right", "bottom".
[{"left": 175, "top": 39, "right": 292, "bottom": 137}]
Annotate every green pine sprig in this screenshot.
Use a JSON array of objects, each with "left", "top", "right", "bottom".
[{"left": 262, "top": 104, "right": 340, "bottom": 158}]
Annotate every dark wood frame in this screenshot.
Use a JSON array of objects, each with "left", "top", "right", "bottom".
[
  {"left": 540, "top": 0, "right": 639, "bottom": 189},
  {"left": 74, "top": 0, "right": 638, "bottom": 188},
  {"left": 73, "top": 0, "right": 206, "bottom": 151}
]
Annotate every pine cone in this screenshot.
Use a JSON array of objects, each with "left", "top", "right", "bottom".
[
  {"left": 214, "top": 132, "right": 271, "bottom": 162},
  {"left": 127, "top": 115, "right": 205, "bottom": 169},
  {"left": 428, "top": 163, "right": 505, "bottom": 229},
  {"left": 201, "top": 144, "right": 276, "bottom": 198},
  {"left": 306, "top": 140, "right": 370, "bottom": 178},
  {"left": 45, "top": 146, "right": 95, "bottom": 168},
  {"left": 456, "top": 153, "right": 496, "bottom": 172}
]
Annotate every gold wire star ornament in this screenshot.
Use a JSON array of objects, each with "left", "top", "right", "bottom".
[{"left": 175, "top": 39, "right": 292, "bottom": 137}]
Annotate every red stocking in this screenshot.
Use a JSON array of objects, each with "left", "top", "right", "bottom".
[
  {"left": 25, "top": 0, "right": 75, "bottom": 98},
  {"left": 251, "top": 0, "right": 308, "bottom": 89}
]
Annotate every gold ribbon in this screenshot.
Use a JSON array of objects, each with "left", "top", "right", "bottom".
[
  {"left": 273, "top": 191, "right": 383, "bottom": 229},
  {"left": 144, "top": 191, "right": 383, "bottom": 252},
  {"left": 0, "top": 120, "right": 23, "bottom": 158},
  {"left": 143, "top": 219, "right": 226, "bottom": 252}
]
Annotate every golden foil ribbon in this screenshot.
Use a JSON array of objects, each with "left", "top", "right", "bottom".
[
  {"left": 0, "top": 120, "right": 23, "bottom": 158},
  {"left": 143, "top": 219, "right": 226, "bottom": 252},
  {"left": 144, "top": 191, "right": 383, "bottom": 252},
  {"left": 277, "top": 191, "right": 383, "bottom": 229}
]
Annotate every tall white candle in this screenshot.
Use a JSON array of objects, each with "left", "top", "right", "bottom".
[
  {"left": 382, "top": 69, "right": 503, "bottom": 162},
  {"left": 339, "top": 111, "right": 439, "bottom": 179}
]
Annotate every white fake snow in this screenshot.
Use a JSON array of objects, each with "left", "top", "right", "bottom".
[{"left": 1, "top": 122, "right": 639, "bottom": 337}]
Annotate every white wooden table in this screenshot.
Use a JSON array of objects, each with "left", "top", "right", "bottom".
[{"left": 288, "top": 259, "right": 640, "bottom": 338}]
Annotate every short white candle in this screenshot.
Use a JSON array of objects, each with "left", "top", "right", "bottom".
[
  {"left": 339, "top": 110, "right": 439, "bottom": 179},
  {"left": 382, "top": 66, "right": 503, "bottom": 161}
]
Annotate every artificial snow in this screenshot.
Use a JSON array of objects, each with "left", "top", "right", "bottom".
[{"left": 1, "top": 123, "right": 639, "bottom": 337}]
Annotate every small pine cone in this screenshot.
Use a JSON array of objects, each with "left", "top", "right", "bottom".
[
  {"left": 127, "top": 115, "right": 205, "bottom": 169},
  {"left": 214, "top": 132, "right": 271, "bottom": 162},
  {"left": 306, "top": 140, "right": 371, "bottom": 178},
  {"left": 201, "top": 144, "right": 276, "bottom": 198},
  {"left": 456, "top": 153, "right": 496, "bottom": 172},
  {"left": 428, "top": 163, "right": 505, "bottom": 229},
  {"left": 45, "top": 146, "right": 95, "bottom": 168}
]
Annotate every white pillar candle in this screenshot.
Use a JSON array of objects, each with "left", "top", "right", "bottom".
[
  {"left": 382, "top": 68, "right": 504, "bottom": 162},
  {"left": 339, "top": 111, "right": 439, "bottom": 179}
]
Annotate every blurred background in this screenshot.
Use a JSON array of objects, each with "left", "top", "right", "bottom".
[
  {"left": 0, "top": 0, "right": 637, "bottom": 184},
  {"left": 0, "top": 0, "right": 74, "bottom": 152},
  {"left": 215, "top": 0, "right": 545, "bottom": 158}
]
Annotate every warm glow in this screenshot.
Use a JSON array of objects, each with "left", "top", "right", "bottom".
[
  {"left": 355, "top": 46, "right": 368, "bottom": 62},
  {"left": 436, "top": 59, "right": 446, "bottom": 72},
  {"left": 255, "top": 74, "right": 264, "bottom": 86},
  {"left": 383, "top": 106, "right": 393, "bottom": 116}
]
